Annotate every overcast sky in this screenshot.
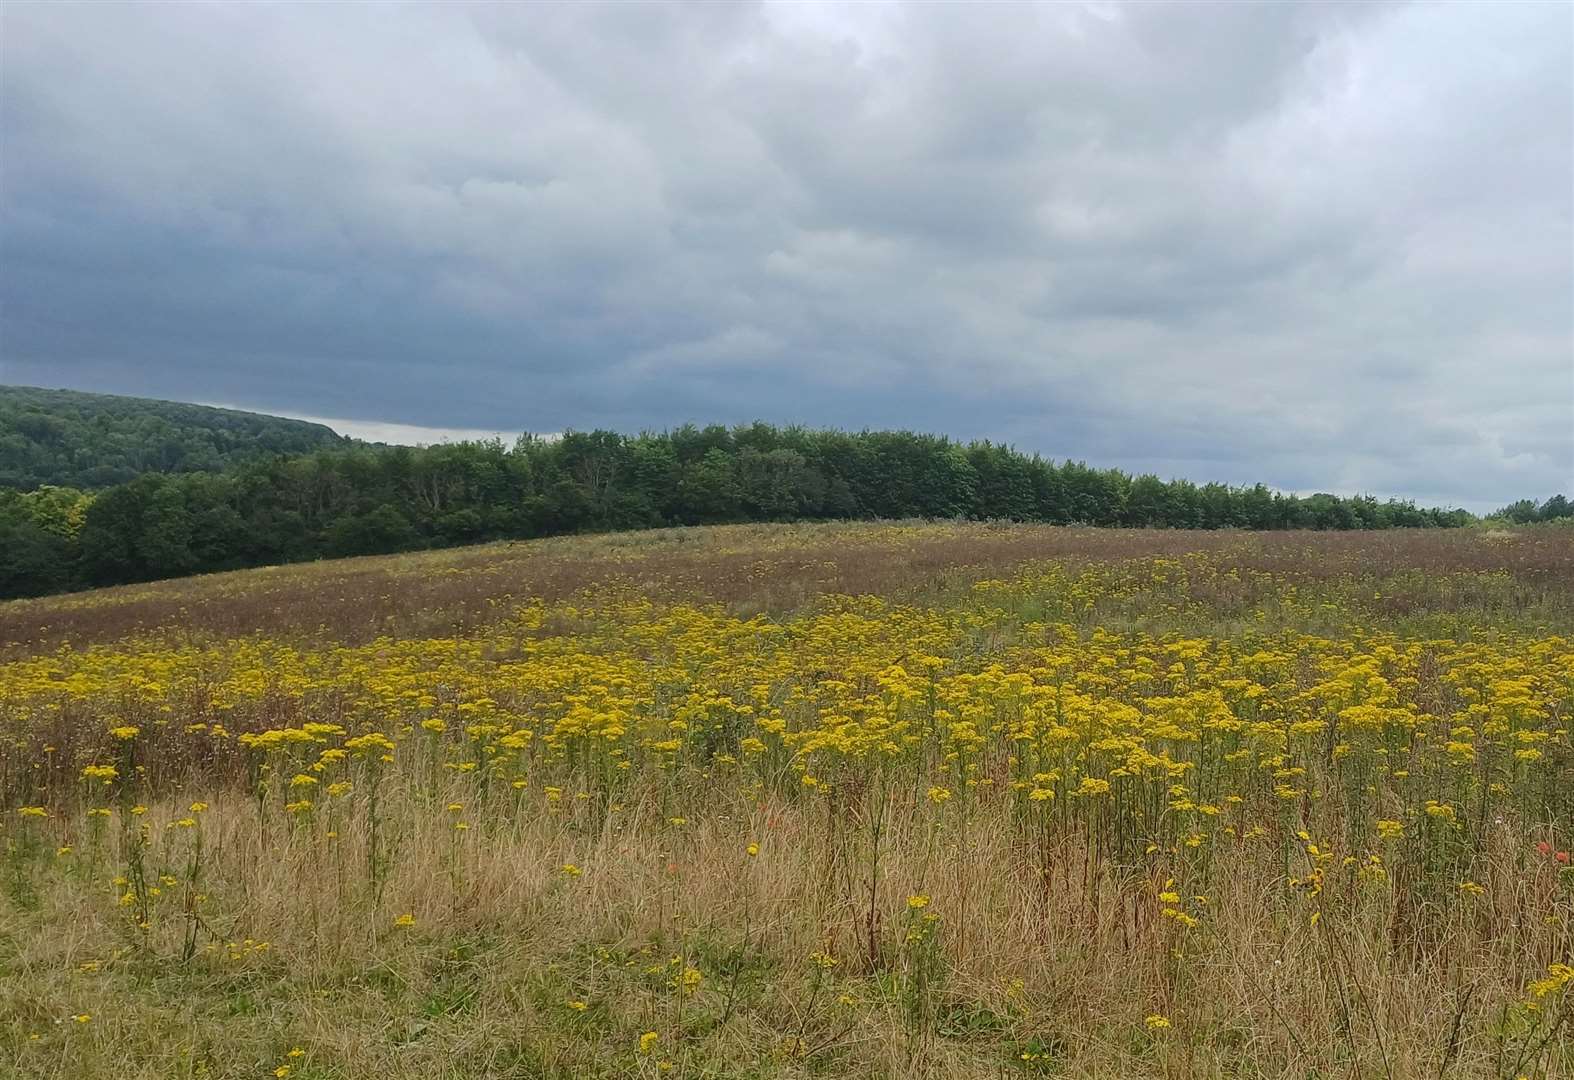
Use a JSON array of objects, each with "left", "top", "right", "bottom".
[{"left": 2, "top": 1, "right": 1570, "bottom": 510}]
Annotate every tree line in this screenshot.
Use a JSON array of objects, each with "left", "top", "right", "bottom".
[
  {"left": 0, "top": 423, "right": 1479, "bottom": 599},
  {"left": 1494, "top": 494, "right": 1574, "bottom": 525},
  {"left": 0, "top": 385, "right": 345, "bottom": 490}
]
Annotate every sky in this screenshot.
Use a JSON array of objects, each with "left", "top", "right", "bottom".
[{"left": 1, "top": 1, "right": 1570, "bottom": 511}]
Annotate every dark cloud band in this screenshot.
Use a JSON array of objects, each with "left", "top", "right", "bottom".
[{"left": 2, "top": 0, "right": 1569, "bottom": 511}]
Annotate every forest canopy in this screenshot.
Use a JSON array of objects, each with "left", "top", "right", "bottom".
[
  {"left": 0, "top": 398, "right": 1488, "bottom": 599},
  {"left": 0, "top": 385, "right": 346, "bottom": 489}
]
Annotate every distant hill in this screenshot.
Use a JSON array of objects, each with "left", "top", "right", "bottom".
[{"left": 0, "top": 385, "right": 347, "bottom": 489}]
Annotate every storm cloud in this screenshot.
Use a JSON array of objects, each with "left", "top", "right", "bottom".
[{"left": 2, "top": 1, "right": 1569, "bottom": 509}]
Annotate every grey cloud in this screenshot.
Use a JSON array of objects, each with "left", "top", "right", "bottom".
[{"left": 1, "top": 0, "right": 1569, "bottom": 511}]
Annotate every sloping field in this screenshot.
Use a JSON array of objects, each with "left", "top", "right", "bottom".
[{"left": 2, "top": 522, "right": 1571, "bottom": 1078}]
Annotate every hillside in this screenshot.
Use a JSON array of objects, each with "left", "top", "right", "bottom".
[
  {"left": 3, "top": 519, "right": 1570, "bottom": 653},
  {"left": 0, "top": 385, "right": 346, "bottom": 489}
]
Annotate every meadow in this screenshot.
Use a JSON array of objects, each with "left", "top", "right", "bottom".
[{"left": 1, "top": 522, "right": 1571, "bottom": 1079}]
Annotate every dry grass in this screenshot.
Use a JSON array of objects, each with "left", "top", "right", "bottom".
[
  {"left": 5, "top": 520, "right": 1571, "bottom": 653},
  {"left": 7, "top": 782, "right": 1558, "bottom": 1080}
]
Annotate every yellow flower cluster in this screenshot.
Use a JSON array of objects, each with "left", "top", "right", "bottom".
[{"left": 1, "top": 557, "right": 1569, "bottom": 934}]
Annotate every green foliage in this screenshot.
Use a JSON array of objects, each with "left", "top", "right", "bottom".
[
  {"left": 1493, "top": 494, "right": 1574, "bottom": 524},
  {"left": 0, "top": 385, "right": 345, "bottom": 489},
  {"left": 0, "top": 487, "right": 91, "bottom": 597},
  {"left": 0, "top": 395, "right": 1498, "bottom": 599}
]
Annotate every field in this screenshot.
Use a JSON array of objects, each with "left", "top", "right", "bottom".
[{"left": 1, "top": 522, "right": 1572, "bottom": 1079}]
